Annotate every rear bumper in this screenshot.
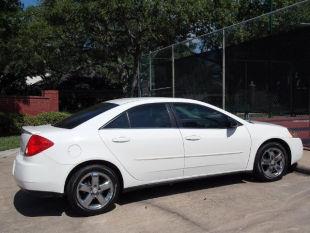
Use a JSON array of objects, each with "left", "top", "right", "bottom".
[
  {"left": 13, "top": 152, "right": 72, "bottom": 194},
  {"left": 287, "top": 137, "right": 303, "bottom": 165}
]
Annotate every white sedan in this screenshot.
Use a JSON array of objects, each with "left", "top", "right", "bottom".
[{"left": 13, "top": 98, "right": 303, "bottom": 215}]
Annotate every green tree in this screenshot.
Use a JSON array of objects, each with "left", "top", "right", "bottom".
[
  {"left": 84, "top": 0, "right": 216, "bottom": 95},
  {"left": 26, "top": 0, "right": 216, "bottom": 95},
  {"left": 1, "top": 0, "right": 305, "bottom": 96},
  {"left": 0, "top": 0, "right": 23, "bottom": 94}
]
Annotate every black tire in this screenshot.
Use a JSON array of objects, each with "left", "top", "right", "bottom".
[
  {"left": 289, "top": 163, "right": 298, "bottom": 173},
  {"left": 254, "top": 142, "right": 289, "bottom": 182},
  {"left": 66, "top": 164, "right": 120, "bottom": 216}
]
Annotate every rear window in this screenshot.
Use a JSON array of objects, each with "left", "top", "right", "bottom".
[{"left": 54, "top": 102, "right": 118, "bottom": 129}]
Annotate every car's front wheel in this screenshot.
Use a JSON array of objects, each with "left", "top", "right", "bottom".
[
  {"left": 66, "top": 164, "right": 120, "bottom": 216},
  {"left": 254, "top": 142, "right": 289, "bottom": 181}
]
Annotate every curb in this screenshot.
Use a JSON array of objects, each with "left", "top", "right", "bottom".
[{"left": 0, "top": 148, "right": 19, "bottom": 158}]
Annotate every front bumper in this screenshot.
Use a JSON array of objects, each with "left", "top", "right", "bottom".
[
  {"left": 287, "top": 137, "right": 303, "bottom": 165},
  {"left": 13, "top": 152, "right": 72, "bottom": 194}
]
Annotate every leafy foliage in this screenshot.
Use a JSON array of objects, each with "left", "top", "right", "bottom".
[
  {"left": 0, "top": 0, "right": 305, "bottom": 96},
  {"left": 0, "top": 111, "right": 70, "bottom": 136},
  {"left": 0, "top": 0, "right": 24, "bottom": 94}
]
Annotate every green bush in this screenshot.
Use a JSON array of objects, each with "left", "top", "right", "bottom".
[
  {"left": 24, "top": 112, "right": 70, "bottom": 126},
  {"left": 0, "top": 112, "right": 70, "bottom": 136}
]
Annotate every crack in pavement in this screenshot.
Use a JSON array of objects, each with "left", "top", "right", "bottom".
[{"left": 143, "top": 200, "right": 209, "bottom": 233}]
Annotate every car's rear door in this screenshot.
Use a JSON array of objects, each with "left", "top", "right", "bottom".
[
  {"left": 171, "top": 103, "right": 251, "bottom": 177},
  {"left": 98, "top": 103, "right": 185, "bottom": 182}
]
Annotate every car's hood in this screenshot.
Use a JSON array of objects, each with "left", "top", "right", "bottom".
[
  {"left": 245, "top": 120, "right": 291, "bottom": 138},
  {"left": 249, "top": 120, "right": 282, "bottom": 127}
]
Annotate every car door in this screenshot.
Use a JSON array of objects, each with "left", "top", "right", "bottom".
[
  {"left": 98, "top": 103, "right": 185, "bottom": 182},
  {"left": 171, "top": 103, "right": 251, "bottom": 177}
]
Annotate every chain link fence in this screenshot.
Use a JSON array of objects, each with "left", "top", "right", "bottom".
[
  {"left": 139, "top": 0, "right": 310, "bottom": 146},
  {"left": 139, "top": 0, "right": 310, "bottom": 119}
]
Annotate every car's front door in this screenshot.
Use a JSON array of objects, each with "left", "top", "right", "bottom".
[
  {"left": 98, "top": 103, "right": 185, "bottom": 182},
  {"left": 171, "top": 103, "right": 251, "bottom": 177}
]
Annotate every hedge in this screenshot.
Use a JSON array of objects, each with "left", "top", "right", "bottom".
[{"left": 0, "top": 112, "right": 70, "bottom": 136}]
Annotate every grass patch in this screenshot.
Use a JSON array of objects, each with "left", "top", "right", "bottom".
[{"left": 0, "top": 136, "right": 20, "bottom": 152}]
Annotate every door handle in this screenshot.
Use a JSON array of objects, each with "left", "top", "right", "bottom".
[
  {"left": 185, "top": 135, "right": 201, "bottom": 141},
  {"left": 112, "top": 137, "right": 130, "bottom": 143}
]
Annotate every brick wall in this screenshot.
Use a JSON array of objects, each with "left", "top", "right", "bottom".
[{"left": 0, "top": 90, "right": 59, "bottom": 115}]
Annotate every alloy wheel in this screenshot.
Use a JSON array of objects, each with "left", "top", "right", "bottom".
[
  {"left": 76, "top": 172, "right": 114, "bottom": 210},
  {"left": 260, "top": 147, "right": 285, "bottom": 179}
]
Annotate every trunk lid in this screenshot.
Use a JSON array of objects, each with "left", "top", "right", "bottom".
[{"left": 20, "top": 124, "right": 66, "bottom": 154}]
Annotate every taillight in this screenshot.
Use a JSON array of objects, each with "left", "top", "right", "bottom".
[{"left": 25, "top": 135, "right": 54, "bottom": 156}]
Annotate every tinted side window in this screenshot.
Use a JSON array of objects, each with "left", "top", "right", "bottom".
[
  {"left": 54, "top": 102, "right": 118, "bottom": 129},
  {"left": 127, "top": 104, "right": 172, "bottom": 128},
  {"left": 173, "top": 103, "right": 231, "bottom": 129},
  {"left": 104, "top": 113, "right": 129, "bottom": 129}
]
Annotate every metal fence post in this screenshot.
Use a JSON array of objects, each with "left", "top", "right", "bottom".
[
  {"left": 222, "top": 29, "right": 226, "bottom": 110},
  {"left": 137, "top": 59, "right": 141, "bottom": 97},
  {"left": 149, "top": 52, "right": 152, "bottom": 96},
  {"left": 172, "top": 45, "right": 175, "bottom": 98}
]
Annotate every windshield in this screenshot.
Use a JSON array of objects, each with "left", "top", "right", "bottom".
[{"left": 54, "top": 102, "right": 118, "bottom": 129}]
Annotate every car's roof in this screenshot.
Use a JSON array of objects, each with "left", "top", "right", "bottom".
[{"left": 106, "top": 97, "right": 200, "bottom": 105}]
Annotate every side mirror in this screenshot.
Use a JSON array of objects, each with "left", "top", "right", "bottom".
[{"left": 227, "top": 120, "right": 239, "bottom": 128}]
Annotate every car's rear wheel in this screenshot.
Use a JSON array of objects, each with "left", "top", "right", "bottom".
[
  {"left": 254, "top": 142, "right": 289, "bottom": 181},
  {"left": 66, "top": 164, "right": 120, "bottom": 216}
]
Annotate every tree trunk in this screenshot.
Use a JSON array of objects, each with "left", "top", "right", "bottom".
[{"left": 130, "top": 55, "right": 139, "bottom": 97}]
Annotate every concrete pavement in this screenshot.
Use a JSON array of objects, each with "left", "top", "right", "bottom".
[{"left": 0, "top": 150, "right": 310, "bottom": 233}]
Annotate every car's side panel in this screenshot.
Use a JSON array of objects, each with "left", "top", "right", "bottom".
[
  {"left": 23, "top": 128, "right": 141, "bottom": 192},
  {"left": 180, "top": 125, "right": 252, "bottom": 177},
  {"left": 98, "top": 129, "right": 185, "bottom": 181}
]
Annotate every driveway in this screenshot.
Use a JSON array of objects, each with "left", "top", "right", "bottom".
[{"left": 1, "top": 149, "right": 310, "bottom": 233}]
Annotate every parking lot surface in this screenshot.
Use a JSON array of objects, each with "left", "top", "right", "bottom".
[{"left": 1, "top": 149, "right": 310, "bottom": 233}]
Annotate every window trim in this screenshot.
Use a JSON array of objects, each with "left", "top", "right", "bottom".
[
  {"left": 169, "top": 102, "right": 242, "bottom": 129},
  {"left": 100, "top": 102, "right": 177, "bottom": 130},
  {"left": 99, "top": 111, "right": 130, "bottom": 130}
]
